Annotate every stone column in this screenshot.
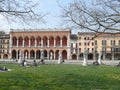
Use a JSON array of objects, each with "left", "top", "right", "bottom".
[
  {"left": 35, "top": 39, "right": 37, "bottom": 47},
  {"left": 29, "top": 51, "right": 30, "bottom": 59},
  {"left": 47, "top": 39, "right": 49, "bottom": 47},
  {"left": 48, "top": 51, "right": 50, "bottom": 60},
  {"left": 35, "top": 52, "right": 36, "bottom": 59},
  {"left": 41, "top": 39, "right": 43, "bottom": 48},
  {"left": 98, "top": 51, "right": 102, "bottom": 64},
  {"left": 67, "top": 49, "right": 70, "bottom": 60},
  {"left": 67, "top": 34, "right": 70, "bottom": 47},
  {"left": 29, "top": 39, "right": 31, "bottom": 47},
  {"left": 17, "top": 39, "right": 18, "bottom": 47},
  {"left": 60, "top": 39, "right": 62, "bottom": 47},
  {"left": 22, "top": 39, "right": 24, "bottom": 47},
  {"left": 54, "top": 39, "right": 56, "bottom": 47},
  {"left": 54, "top": 52, "right": 56, "bottom": 60}
]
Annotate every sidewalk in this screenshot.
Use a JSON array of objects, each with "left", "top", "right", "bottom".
[{"left": 0, "top": 59, "right": 119, "bottom": 66}]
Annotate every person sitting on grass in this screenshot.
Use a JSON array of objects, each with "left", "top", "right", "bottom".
[{"left": 32, "top": 60, "right": 37, "bottom": 67}]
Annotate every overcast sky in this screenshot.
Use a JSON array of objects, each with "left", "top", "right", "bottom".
[{"left": 0, "top": 0, "right": 74, "bottom": 33}]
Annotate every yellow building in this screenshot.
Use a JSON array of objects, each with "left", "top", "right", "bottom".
[{"left": 95, "top": 33, "right": 120, "bottom": 60}]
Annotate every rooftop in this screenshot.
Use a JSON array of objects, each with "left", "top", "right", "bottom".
[{"left": 10, "top": 28, "right": 71, "bottom": 32}]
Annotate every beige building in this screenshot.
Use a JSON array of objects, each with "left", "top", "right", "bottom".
[
  {"left": 0, "top": 31, "right": 10, "bottom": 59},
  {"left": 78, "top": 32, "right": 96, "bottom": 60},
  {"left": 95, "top": 33, "right": 120, "bottom": 60}
]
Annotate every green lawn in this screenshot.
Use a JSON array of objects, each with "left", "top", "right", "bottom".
[{"left": 0, "top": 64, "right": 120, "bottom": 90}]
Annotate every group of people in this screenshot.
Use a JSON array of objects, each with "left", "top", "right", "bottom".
[{"left": 20, "top": 59, "right": 45, "bottom": 67}]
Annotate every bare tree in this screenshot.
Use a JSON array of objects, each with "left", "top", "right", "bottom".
[
  {"left": 0, "top": 0, "right": 45, "bottom": 24},
  {"left": 59, "top": 0, "right": 120, "bottom": 34}
]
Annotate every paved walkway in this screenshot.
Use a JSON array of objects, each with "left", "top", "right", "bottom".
[
  {"left": 0, "top": 59, "right": 120, "bottom": 66},
  {"left": 45, "top": 60, "right": 120, "bottom": 66}
]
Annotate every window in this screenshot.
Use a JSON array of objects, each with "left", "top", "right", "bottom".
[
  {"left": 95, "top": 40, "right": 97, "bottom": 45},
  {"left": 102, "top": 40, "right": 106, "bottom": 45},
  {"left": 92, "top": 42, "right": 94, "bottom": 46},
  {"left": 84, "top": 43, "right": 86, "bottom": 46},
  {"left": 102, "top": 47, "right": 106, "bottom": 52},
  {"left": 111, "top": 40, "right": 115, "bottom": 46},
  {"left": 88, "top": 43, "right": 89, "bottom": 46},
  {"left": 84, "top": 37, "right": 86, "bottom": 40},
  {"left": 79, "top": 43, "right": 81, "bottom": 46},
  {"left": 79, "top": 48, "right": 81, "bottom": 53}
]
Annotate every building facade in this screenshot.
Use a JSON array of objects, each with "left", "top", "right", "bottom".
[
  {"left": 95, "top": 33, "right": 120, "bottom": 60},
  {"left": 10, "top": 29, "right": 71, "bottom": 60},
  {"left": 78, "top": 32, "right": 96, "bottom": 60},
  {"left": 70, "top": 34, "right": 78, "bottom": 60},
  {"left": 0, "top": 31, "right": 10, "bottom": 59}
]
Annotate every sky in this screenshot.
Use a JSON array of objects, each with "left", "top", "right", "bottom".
[{"left": 0, "top": 0, "right": 75, "bottom": 33}]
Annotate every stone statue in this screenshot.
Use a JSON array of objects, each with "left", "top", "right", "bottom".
[
  {"left": 50, "top": 52, "right": 53, "bottom": 60},
  {"left": 58, "top": 51, "right": 62, "bottom": 64},
  {"left": 98, "top": 51, "right": 102, "bottom": 65},
  {"left": 41, "top": 50, "right": 44, "bottom": 59},
  {"left": 18, "top": 50, "right": 22, "bottom": 63},
  {"left": 25, "top": 52, "right": 27, "bottom": 59},
  {"left": 82, "top": 49, "right": 88, "bottom": 66}
]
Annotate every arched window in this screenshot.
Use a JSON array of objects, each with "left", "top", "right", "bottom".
[
  {"left": 36, "top": 37, "right": 41, "bottom": 46},
  {"left": 30, "top": 36, "right": 35, "bottom": 46},
  {"left": 12, "top": 37, "right": 17, "bottom": 46},
  {"left": 49, "top": 36, "right": 54, "bottom": 46},
  {"left": 18, "top": 37, "right": 23, "bottom": 46},
  {"left": 56, "top": 36, "right": 60, "bottom": 46},
  {"left": 62, "top": 50, "right": 67, "bottom": 59},
  {"left": 24, "top": 37, "right": 29, "bottom": 46},
  {"left": 62, "top": 36, "right": 67, "bottom": 46},
  {"left": 43, "top": 36, "right": 48, "bottom": 47}
]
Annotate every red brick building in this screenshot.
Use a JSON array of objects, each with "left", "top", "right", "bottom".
[{"left": 9, "top": 28, "right": 71, "bottom": 60}]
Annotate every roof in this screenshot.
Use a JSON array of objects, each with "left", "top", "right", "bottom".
[
  {"left": 10, "top": 28, "right": 71, "bottom": 32},
  {"left": 70, "top": 34, "right": 78, "bottom": 40}
]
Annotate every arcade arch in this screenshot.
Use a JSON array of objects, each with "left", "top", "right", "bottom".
[
  {"left": 62, "top": 50, "right": 67, "bottom": 59},
  {"left": 56, "top": 36, "right": 60, "bottom": 46},
  {"left": 36, "top": 50, "right": 41, "bottom": 59},
  {"left": 49, "top": 36, "right": 54, "bottom": 46},
  {"left": 62, "top": 36, "right": 67, "bottom": 46},
  {"left": 72, "top": 54, "right": 77, "bottom": 60},
  {"left": 12, "top": 37, "right": 17, "bottom": 46},
  {"left": 12, "top": 50, "right": 17, "bottom": 59},
  {"left": 24, "top": 36, "right": 29, "bottom": 46},
  {"left": 18, "top": 36, "right": 23, "bottom": 46}
]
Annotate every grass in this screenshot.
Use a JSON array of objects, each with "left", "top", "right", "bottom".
[{"left": 0, "top": 64, "right": 120, "bottom": 90}]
